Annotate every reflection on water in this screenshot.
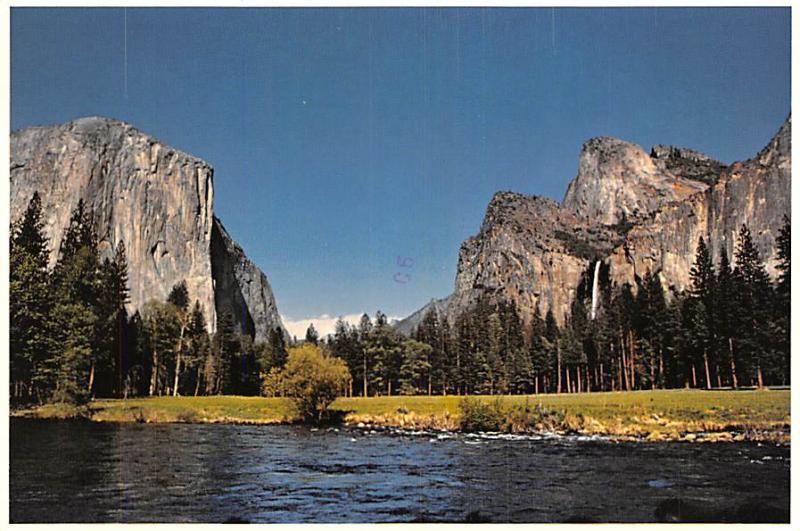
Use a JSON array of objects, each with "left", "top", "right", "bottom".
[{"left": 9, "top": 419, "right": 790, "bottom": 523}]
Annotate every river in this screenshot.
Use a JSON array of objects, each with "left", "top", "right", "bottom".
[{"left": 9, "top": 418, "right": 790, "bottom": 523}]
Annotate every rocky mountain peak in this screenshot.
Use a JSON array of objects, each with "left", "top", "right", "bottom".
[
  {"left": 562, "top": 134, "right": 707, "bottom": 226},
  {"left": 70, "top": 115, "right": 130, "bottom": 129},
  {"left": 650, "top": 144, "right": 714, "bottom": 163},
  {"left": 649, "top": 144, "right": 726, "bottom": 185},
  {"left": 481, "top": 192, "right": 562, "bottom": 232},
  {"left": 755, "top": 114, "right": 791, "bottom": 168}
]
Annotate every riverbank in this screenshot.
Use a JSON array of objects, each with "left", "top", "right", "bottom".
[{"left": 11, "top": 389, "right": 790, "bottom": 443}]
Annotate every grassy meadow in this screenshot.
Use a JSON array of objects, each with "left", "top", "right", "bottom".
[{"left": 12, "top": 388, "right": 790, "bottom": 442}]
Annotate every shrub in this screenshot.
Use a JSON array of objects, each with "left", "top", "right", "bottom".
[
  {"left": 503, "top": 402, "right": 569, "bottom": 433},
  {"left": 261, "top": 367, "right": 286, "bottom": 397},
  {"left": 176, "top": 409, "right": 199, "bottom": 423},
  {"left": 458, "top": 397, "right": 506, "bottom": 432},
  {"left": 458, "top": 397, "right": 575, "bottom": 434}
]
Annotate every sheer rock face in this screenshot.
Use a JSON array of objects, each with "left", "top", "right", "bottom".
[
  {"left": 608, "top": 116, "right": 792, "bottom": 293},
  {"left": 562, "top": 137, "right": 709, "bottom": 226},
  {"left": 449, "top": 193, "right": 603, "bottom": 326},
  {"left": 398, "top": 116, "right": 790, "bottom": 332},
  {"left": 10, "top": 116, "right": 284, "bottom": 341}
]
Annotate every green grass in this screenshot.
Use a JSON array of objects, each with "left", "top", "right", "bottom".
[
  {"left": 13, "top": 388, "right": 790, "bottom": 441},
  {"left": 15, "top": 395, "right": 297, "bottom": 424},
  {"left": 338, "top": 389, "right": 789, "bottom": 423},
  {"left": 333, "top": 395, "right": 465, "bottom": 416},
  {"left": 98, "top": 395, "right": 298, "bottom": 423},
  {"left": 335, "top": 389, "right": 790, "bottom": 439}
]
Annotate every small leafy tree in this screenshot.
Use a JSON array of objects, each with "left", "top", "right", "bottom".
[{"left": 278, "top": 344, "right": 350, "bottom": 422}]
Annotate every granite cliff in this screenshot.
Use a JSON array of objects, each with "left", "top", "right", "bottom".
[
  {"left": 10, "top": 116, "right": 283, "bottom": 341},
  {"left": 399, "top": 116, "right": 791, "bottom": 331}
]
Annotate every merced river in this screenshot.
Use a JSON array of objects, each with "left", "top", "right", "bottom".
[{"left": 9, "top": 419, "right": 790, "bottom": 523}]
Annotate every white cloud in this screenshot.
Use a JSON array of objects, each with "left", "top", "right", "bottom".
[{"left": 281, "top": 313, "right": 402, "bottom": 340}]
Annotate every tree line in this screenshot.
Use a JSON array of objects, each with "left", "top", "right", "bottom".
[
  {"left": 10, "top": 191, "right": 791, "bottom": 405},
  {"left": 325, "top": 222, "right": 790, "bottom": 396},
  {"left": 10, "top": 193, "right": 292, "bottom": 405}
]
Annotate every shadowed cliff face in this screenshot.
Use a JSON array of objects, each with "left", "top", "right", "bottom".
[
  {"left": 211, "top": 217, "right": 283, "bottom": 342},
  {"left": 10, "top": 116, "right": 284, "bottom": 339},
  {"left": 399, "top": 115, "right": 790, "bottom": 330}
]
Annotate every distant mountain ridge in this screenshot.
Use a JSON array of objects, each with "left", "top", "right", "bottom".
[
  {"left": 397, "top": 116, "right": 791, "bottom": 333},
  {"left": 10, "top": 116, "right": 284, "bottom": 341}
]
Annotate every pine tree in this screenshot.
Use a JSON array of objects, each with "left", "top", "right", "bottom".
[
  {"left": 497, "top": 300, "right": 525, "bottom": 393},
  {"left": 330, "top": 318, "right": 350, "bottom": 362},
  {"left": 92, "top": 258, "right": 120, "bottom": 397},
  {"left": 690, "top": 238, "right": 716, "bottom": 303},
  {"left": 484, "top": 310, "right": 505, "bottom": 394},
  {"left": 166, "top": 280, "right": 192, "bottom": 396},
  {"left": 366, "top": 311, "right": 403, "bottom": 396},
  {"left": 50, "top": 200, "right": 102, "bottom": 404},
  {"left": 125, "top": 310, "right": 146, "bottom": 397},
  {"left": 606, "top": 284, "right": 637, "bottom": 391},
  {"left": 330, "top": 318, "right": 358, "bottom": 396},
  {"left": 13, "top": 192, "right": 50, "bottom": 263},
  {"left": 88, "top": 240, "right": 133, "bottom": 398},
  {"left": 305, "top": 323, "right": 319, "bottom": 345},
  {"left": 733, "top": 225, "right": 774, "bottom": 387},
  {"left": 215, "top": 311, "right": 240, "bottom": 394},
  {"left": 636, "top": 273, "right": 669, "bottom": 389},
  {"left": 506, "top": 346, "right": 534, "bottom": 394},
  {"left": 56, "top": 199, "right": 97, "bottom": 265},
  {"left": 180, "top": 301, "right": 210, "bottom": 396},
  {"left": 686, "top": 238, "right": 717, "bottom": 389},
  {"left": 236, "top": 334, "right": 260, "bottom": 396},
  {"left": 777, "top": 216, "right": 791, "bottom": 296},
  {"left": 543, "top": 308, "right": 561, "bottom": 392},
  {"left": 204, "top": 311, "right": 237, "bottom": 394},
  {"left": 263, "top": 326, "right": 289, "bottom": 370},
  {"left": 398, "top": 339, "right": 432, "bottom": 395},
  {"left": 715, "top": 248, "right": 739, "bottom": 388},
  {"left": 141, "top": 300, "right": 180, "bottom": 396},
  {"left": 10, "top": 192, "right": 54, "bottom": 403},
  {"left": 564, "top": 298, "right": 590, "bottom": 393},
  {"left": 357, "top": 313, "right": 373, "bottom": 396},
  {"left": 415, "top": 309, "right": 442, "bottom": 395},
  {"left": 455, "top": 310, "right": 472, "bottom": 395},
  {"left": 167, "top": 280, "right": 190, "bottom": 312},
  {"left": 107, "top": 241, "right": 131, "bottom": 397},
  {"left": 529, "top": 306, "right": 550, "bottom": 394},
  {"left": 775, "top": 217, "right": 790, "bottom": 383},
  {"left": 438, "top": 317, "right": 454, "bottom": 395},
  {"left": 659, "top": 292, "right": 685, "bottom": 389},
  {"left": 682, "top": 296, "right": 710, "bottom": 389}
]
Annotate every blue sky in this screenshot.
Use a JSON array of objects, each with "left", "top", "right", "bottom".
[{"left": 11, "top": 7, "right": 790, "bottom": 332}]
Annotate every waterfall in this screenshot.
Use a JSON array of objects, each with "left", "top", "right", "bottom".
[{"left": 590, "top": 260, "right": 601, "bottom": 320}]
